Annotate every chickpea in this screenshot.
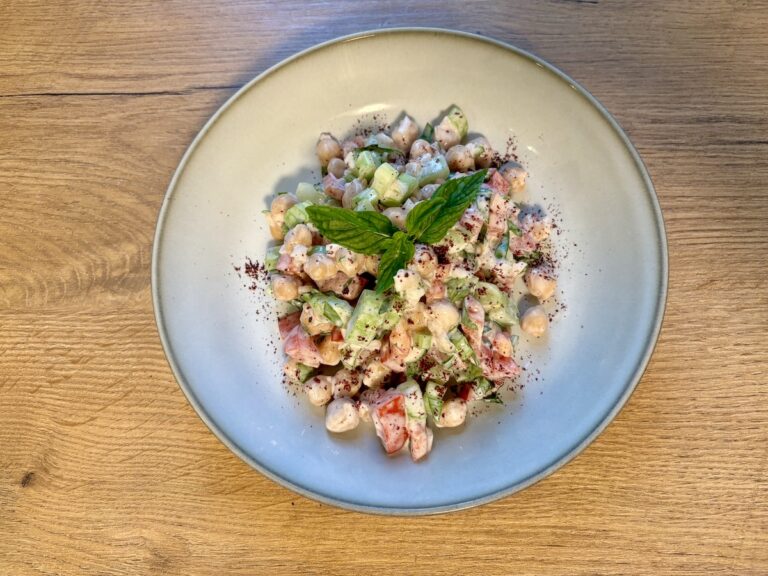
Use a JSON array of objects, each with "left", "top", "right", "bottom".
[
  {"left": 525, "top": 268, "right": 557, "bottom": 302},
  {"left": 267, "top": 194, "right": 297, "bottom": 240},
  {"left": 300, "top": 302, "right": 334, "bottom": 336},
  {"left": 391, "top": 115, "right": 420, "bottom": 152},
  {"left": 438, "top": 398, "right": 467, "bottom": 428},
  {"left": 267, "top": 217, "right": 283, "bottom": 240},
  {"left": 406, "top": 302, "right": 428, "bottom": 330},
  {"left": 435, "top": 116, "right": 461, "bottom": 150},
  {"left": 521, "top": 213, "right": 552, "bottom": 242},
  {"left": 499, "top": 161, "right": 528, "bottom": 192},
  {"left": 359, "top": 254, "right": 379, "bottom": 276},
  {"left": 427, "top": 300, "right": 460, "bottom": 334},
  {"left": 409, "top": 138, "right": 434, "bottom": 160},
  {"left": 394, "top": 269, "right": 425, "bottom": 308},
  {"left": 446, "top": 145, "right": 475, "bottom": 173},
  {"left": 413, "top": 245, "right": 437, "bottom": 280},
  {"left": 318, "top": 336, "right": 342, "bottom": 366},
  {"left": 362, "top": 360, "right": 391, "bottom": 388},
  {"left": 325, "top": 397, "right": 360, "bottom": 433},
  {"left": 342, "top": 179, "right": 364, "bottom": 210},
  {"left": 521, "top": 305, "right": 548, "bottom": 337},
  {"left": 305, "top": 375, "right": 333, "bottom": 406},
  {"left": 332, "top": 368, "right": 362, "bottom": 398},
  {"left": 382, "top": 207, "right": 407, "bottom": 230},
  {"left": 280, "top": 223, "right": 312, "bottom": 255},
  {"left": 404, "top": 161, "right": 422, "bottom": 179},
  {"left": 466, "top": 136, "right": 493, "bottom": 169},
  {"left": 327, "top": 157, "right": 346, "bottom": 178},
  {"left": 271, "top": 275, "right": 300, "bottom": 301},
  {"left": 304, "top": 253, "right": 338, "bottom": 283},
  {"left": 388, "top": 320, "right": 412, "bottom": 359},
  {"left": 493, "top": 331, "right": 514, "bottom": 358},
  {"left": 327, "top": 245, "right": 358, "bottom": 277},
  {"left": 316, "top": 132, "right": 342, "bottom": 167}
]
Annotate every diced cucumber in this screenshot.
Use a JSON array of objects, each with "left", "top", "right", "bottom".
[
  {"left": 423, "top": 359, "right": 450, "bottom": 383},
  {"left": 355, "top": 150, "right": 381, "bottom": 181},
  {"left": 264, "top": 246, "right": 281, "bottom": 271},
  {"left": 423, "top": 381, "right": 446, "bottom": 421},
  {"left": 296, "top": 182, "right": 324, "bottom": 203},
  {"left": 342, "top": 290, "right": 400, "bottom": 367},
  {"left": 475, "top": 282, "right": 517, "bottom": 327},
  {"left": 449, "top": 329, "right": 477, "bottom": 364},
  {"left": 379, "top": 173, "right": 418, "bottom": 207},
  {"left": 305, "top": 292, "right": 353, "bottom": 328},
  {"left": 378, "top": 297, "right": 402, "bottom": 333},
  {"left": 404, "top": 330, "right": 432, "bottom": 363},
  {"left": 352, "top": 188, "right": 378, "bottom": 212},
  {"left": 441, "top": 228, "right": 469, "bottom": 254},
  {"left": 489, "top": 306, "right": 517, "bottom": 328},
  {"left": 445, "top": 276, "right": 477, "bottom": 306},
  {"left": 418, "top": 155, "right": 449, "bottom": 186},
  {"left": 456, "top": 362, "right": 484, "bottom": 383},
  {"left": 475, "top": 282, "right": 507, "bottom": 311},
  {"left": 397, "top": 379, "right": 426, "bottom": 424},
  {"left": 371, "top": 163, "right": 400, "bottom": 196},
  {"left": 445, "top": 105, "right": 468, "bottom": 140},
  {"left": 283, "top": 201, "right": 312, "bottom": 229}
]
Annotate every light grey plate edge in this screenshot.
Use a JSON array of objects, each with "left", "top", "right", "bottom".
[{"left": 150, "top": 27, "right": 669, "bottom": 516}]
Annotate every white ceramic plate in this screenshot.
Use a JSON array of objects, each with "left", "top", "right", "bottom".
[{"left": 152, "top": 28, "right": 667, "bottom": 514}]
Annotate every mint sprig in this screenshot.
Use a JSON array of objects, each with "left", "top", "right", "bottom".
[{"left": 306, "top": 169, "right": 487, "bottom": 291}]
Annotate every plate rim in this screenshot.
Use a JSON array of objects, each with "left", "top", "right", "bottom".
[{"left": 151, "top": 27, "right": 669, "bottom": 515}]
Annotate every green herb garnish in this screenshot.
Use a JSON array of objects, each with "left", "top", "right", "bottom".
[{"left": 306, "top": 169, "right": 487, "bottom": 292}]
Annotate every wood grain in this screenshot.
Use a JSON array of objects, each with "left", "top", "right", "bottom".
[{"left": 1, "top": 1, "right": 766, "bottom": 574}]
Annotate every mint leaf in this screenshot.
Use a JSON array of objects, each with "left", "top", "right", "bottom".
[
  {"left": 375, "top": 232, "right": 415, "bottom": 293},
  {"left": 306, "top": 205, "right": 397, "bottom": 255},
  {"left": 405, "top": 169, "right": 486, "bottom": 244},
  {"left": 404, "top": 196, "right": 448, "bottom": 240}
]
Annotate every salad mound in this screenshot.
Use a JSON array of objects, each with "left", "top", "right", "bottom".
[{"left": 265, "top": 107, "right": 556, "bottom": 461}]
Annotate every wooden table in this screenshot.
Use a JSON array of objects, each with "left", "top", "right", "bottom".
[{"left": 2, "top": 2, "right": 766, "bottom": 574}]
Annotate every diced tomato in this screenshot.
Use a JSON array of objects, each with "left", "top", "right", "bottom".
[
  {"left": 486, "top": 192, "right": 512, "bottom": 246},
  {"left": 330, "top": 327, "right": 344, "bottom": 342},
  {"left": 483, "top": 351, "right": 521, "bottom": 382},
  {"left": 371, "top": 392, "right": 409, "bottom": 455},
  {"left": 278, "top": 312, "right": 301, "bottom": 340},
  {"left": 489, "top": 170, "right": 510, "bottom": 196},
  {"left": 458, "top": 383, "right": 474, "bottom": 402},
  {"left": 283, "top": 325, "right": 323, "bottom": 368},
  {"left": 461, "top": 296, "right": 485, "bottom": 355},
  {"left": 322, "top": 173, "right": 345, "bottom": 200}
]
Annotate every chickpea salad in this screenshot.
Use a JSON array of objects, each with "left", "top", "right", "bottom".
[{"left": 264, "top": 106, "right": 556, "bottom": 462}]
